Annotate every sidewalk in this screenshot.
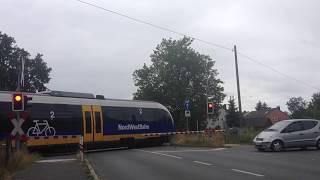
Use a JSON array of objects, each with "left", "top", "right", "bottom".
[{"left": 11, "top": 155, "right": 88, "bottom": 180}]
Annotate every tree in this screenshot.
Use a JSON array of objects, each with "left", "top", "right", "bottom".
[
  {"left": 308, "top": 92, "right": 320, "bottom": 120},
  {"left": 133, "top": 37, "right": 225, "bottom": 130},
  {"left": 286, "top": 97, "right": 309, "bottom": 118},
  {"left": 255, "top": 100, "right": 270, "bottom": 111},
  {"left": 226, "top": 96, "right": 240, "bottom": 127},
  {"left": 0, "top": 31, "right": 51, "bottom": 92}
]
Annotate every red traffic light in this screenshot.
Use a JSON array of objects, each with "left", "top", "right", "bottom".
[
  {"left": 207, "top": 102, "right": 214, "bottom": 114},
  {"left": 12, "top": 93, "right": 25, "bottom": 111}
]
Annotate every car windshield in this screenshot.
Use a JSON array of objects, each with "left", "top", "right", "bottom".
[{"left": 264, "top": 121, "right": 289, "bottom": 131}]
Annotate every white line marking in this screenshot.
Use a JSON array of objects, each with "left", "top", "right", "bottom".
[
  {"left": 134, "top": 149, "right": 182, "bottom": 159},
  {"left": 231, "top": 169, "right": 264, "bottom": 177},
  {"left": 193, "top": 161, "right": 212, "bottom": 166},
  {"left": 155, "top": 148, "right": 225, "bottom": 153},
  {"left": 36, "top": 158, "right": 76, "bottom": 163}
]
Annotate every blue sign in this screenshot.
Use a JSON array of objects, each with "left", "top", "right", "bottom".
[{"left": 184, "top": 100, "right": 190, "bottom": 111}]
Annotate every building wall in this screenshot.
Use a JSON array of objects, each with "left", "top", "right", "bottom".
[{"left": 266, "top": 109, "right": 289, "bottom": 124}]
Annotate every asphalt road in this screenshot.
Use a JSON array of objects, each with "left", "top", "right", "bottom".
[
  {"left": 87, "top": 145, "right": 320, "bottom": 180},
  {"left": 12, "top": 155, "right": 88, "bottom": 180}
]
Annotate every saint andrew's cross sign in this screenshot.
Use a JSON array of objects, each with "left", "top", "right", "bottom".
[{"left": 7, "top": 112, "right": 28, "bottom": 141}]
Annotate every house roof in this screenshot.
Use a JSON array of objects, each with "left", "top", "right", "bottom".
[{"left": 244, "top": 109, "right": 271, "bottom": 119}]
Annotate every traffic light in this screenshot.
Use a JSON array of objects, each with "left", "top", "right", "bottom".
[
  {"left": 207, "top": 102, "right": 214, "bottom": 114},
  {"left": 12, "top": 93, "right": 24, "bottom": 111}
]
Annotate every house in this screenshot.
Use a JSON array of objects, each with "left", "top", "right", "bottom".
[
  {"left": 206, "top": 108, "right": 228, "bottom": 130},
  {"left": 243, "top": 107, "right": 289, "bottom": 129}
]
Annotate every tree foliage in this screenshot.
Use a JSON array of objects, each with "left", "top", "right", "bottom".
[
  {"left": 226, "top": 96, "right": 240, "bottom": 127},
  {"left": 255, "top": 100, "right": 270, "bottom": 111},
  {"left": 286, "top": 93, "right": 320, "bottom": 120},
  {"left": 133, "top": 37, "right": 225, "bottom": 130},
  {"left": 0, "top": 31, "right": 51, "bottom": 92},
  {"left": 286, "top": 97, "right": 309, "bottom": 119},
  {"left": 308, "top": 92, "right": 320, "bottom": 120}
]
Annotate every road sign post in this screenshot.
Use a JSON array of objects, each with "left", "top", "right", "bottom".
[
  {"left": 184, "top": 100, "right": 191, "bottom": 131},
  {"left": 15, "top": 112, "right": 21, "bottom": 150}
]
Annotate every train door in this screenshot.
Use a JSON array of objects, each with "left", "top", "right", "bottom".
[
  {"left": 82, "top": 105, "right": 93, "bottom": 142},
  {"left": 92, "top": 105, "right": 104, "bottom": 142},
  {"left": 82, "top": 105, "right": 104, "bottom": 143}
]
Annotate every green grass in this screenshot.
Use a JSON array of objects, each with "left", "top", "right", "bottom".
[
  {"left": 240, "top": 128, "right": 261, "bottom": 144},
  {"left": 0, "top": 145, "right": 39, "bottom": 180},
  {"left": 170, "top": 132, "right": 225, "bottom": 147}
]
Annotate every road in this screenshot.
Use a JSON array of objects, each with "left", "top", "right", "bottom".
[{"left": 87, "top": 145, "right": 320, "bottom": 180}]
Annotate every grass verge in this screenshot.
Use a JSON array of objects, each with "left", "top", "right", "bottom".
[
  {"left": 170, "top": 132, "right": 225, "bottom": 147},
  {"left": 240, "top": 128, "right": 261, "bottom": 144},
  {"left": 0, "top": 147, "right": 39, "bottom": 180}
]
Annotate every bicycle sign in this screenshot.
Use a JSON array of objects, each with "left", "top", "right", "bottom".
[{"left": 27, "top": 120, "right": 56, "bottom": 137}]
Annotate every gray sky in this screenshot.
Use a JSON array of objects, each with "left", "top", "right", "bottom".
[{"left": 1, "top": 0, "right": 319, "bottom": 111}]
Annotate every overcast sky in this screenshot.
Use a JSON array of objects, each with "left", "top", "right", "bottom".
[{"left": 1, "top": 0, "right": 319, "bottom": 111}]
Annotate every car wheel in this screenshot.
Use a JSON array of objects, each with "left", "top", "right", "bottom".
[
  {"left": 271, "top": 140, "right": 283, "bottom": 152},
  {"left": 317, "top": 140, "right": 320, "bottom": 150}
]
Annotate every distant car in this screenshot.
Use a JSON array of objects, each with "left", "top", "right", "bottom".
[{"left": 253, "top": 119, "right": 320, "bottom": 152}]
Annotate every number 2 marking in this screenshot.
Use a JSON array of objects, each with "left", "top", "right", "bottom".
[{"left": 50, "top": 111, "right": 55, "bottom": 120}]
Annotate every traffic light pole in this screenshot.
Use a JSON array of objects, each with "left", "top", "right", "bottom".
[
  {"left": 14, "top": 57, "right": 23, "bottom": 151},
  {"left": 15, "top": 112, "right": 21, "bottom": 150},
  {"left": 206, "top": 77, "right": 209, "bottom": 125}
]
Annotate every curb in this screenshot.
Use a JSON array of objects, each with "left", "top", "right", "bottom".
[
  {"left": 84, "top": 158, "right": 101, "bottom": 180},
  {"left": 224, "top": 144, "right": 241, "bottom": 147}
]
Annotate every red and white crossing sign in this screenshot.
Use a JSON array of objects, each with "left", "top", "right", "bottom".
[
  {"left": 8, "top": 112, "right": 28, "bottom": 141},
  {"left": 11, "top": 118, "right": 25, "bottom": 136}
]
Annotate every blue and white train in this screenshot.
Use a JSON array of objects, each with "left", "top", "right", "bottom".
[{"left": 0, "top": 90, "right": 174, "bottom": 149}]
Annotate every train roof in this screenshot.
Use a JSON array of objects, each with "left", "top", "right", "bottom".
[{"left": 0, "top": 90, "right": 168, "bottom": 111}]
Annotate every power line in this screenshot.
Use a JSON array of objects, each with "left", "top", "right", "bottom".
[
  {"left": 74, "top": 0, "right": 320, "bottom": 92},
  {"left": 75, "top": 0, "right": 233, "bottom": 51},
  {"left": 238, "top": 52, "right": 320, "bottom": 91}
]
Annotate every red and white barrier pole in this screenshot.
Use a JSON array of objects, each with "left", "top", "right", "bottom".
[{"left": 80, "top": 135, "right": 84, "bottom": 162}]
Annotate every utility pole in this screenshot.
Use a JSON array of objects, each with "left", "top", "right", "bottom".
[
  {"left": 233, "top": 45, "right": 242, "bottom": 114},
  {"left": 234, "top": 45, "right": 242, "bottom": 130}
]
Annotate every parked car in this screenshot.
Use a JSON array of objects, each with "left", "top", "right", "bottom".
[{"left": 253, "top": 119, "right": 320, "bottom": 151}]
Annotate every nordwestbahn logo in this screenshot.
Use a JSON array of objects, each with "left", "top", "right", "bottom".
[{"left": 118, "top": 124, "right": 150, "bottom": 130}]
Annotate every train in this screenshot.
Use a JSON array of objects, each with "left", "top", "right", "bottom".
[{"left": 0, "top": 90, "right": 175, "bottom": 150}]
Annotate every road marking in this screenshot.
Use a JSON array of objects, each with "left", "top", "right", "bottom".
[
  {"left": 36, "top": 158, "right": 76, "bottom": 163},
  {"left": 134, "top": 149, "right": 182, "bottom": 159},
  {"left": 231, "top": 169, "right": 264, "bottom": 177},
  {"left": 155, "top": 148, "right": 225, "bottom": 153},
  {"left": 193, "top": 161, "right": 212, "bottom": 166}
]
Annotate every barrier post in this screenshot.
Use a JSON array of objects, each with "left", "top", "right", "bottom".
[{"left": 79, "top": 135, "right": 84, "bottom": 162}]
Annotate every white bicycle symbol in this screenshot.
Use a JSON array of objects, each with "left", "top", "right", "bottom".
[{"left": 27, "top": 120, "right": 56, "bottom": 137}]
